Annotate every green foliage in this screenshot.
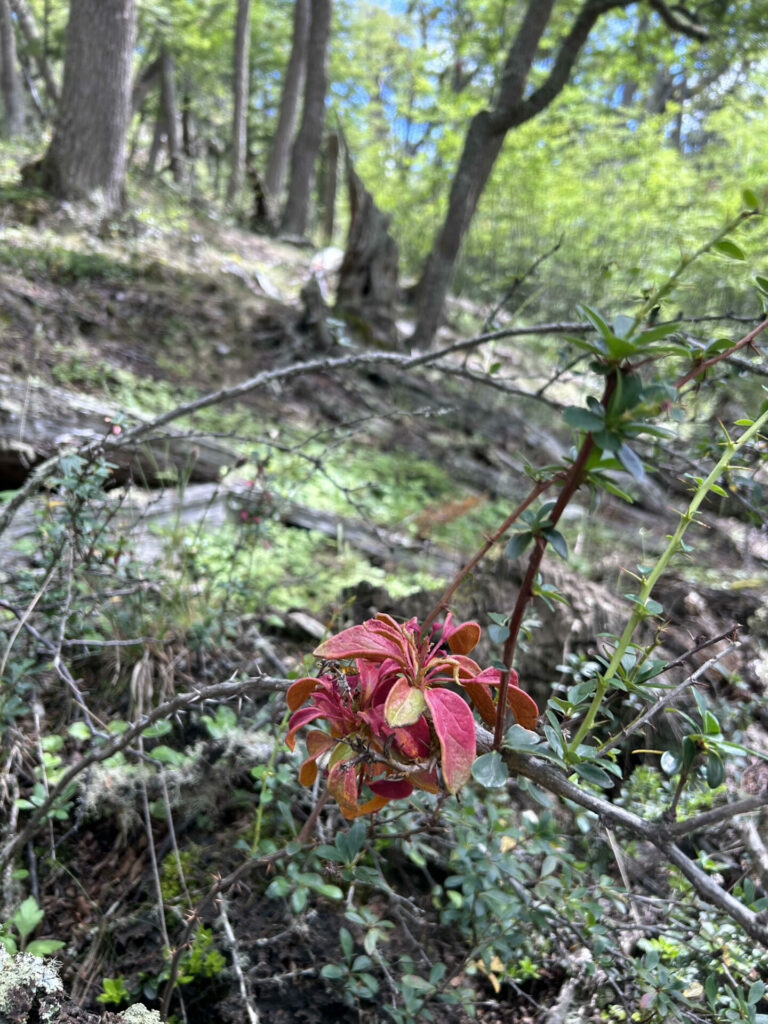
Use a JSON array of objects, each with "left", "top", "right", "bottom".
[
  {"left": 97, "top": 976, "right": 131, "bottom": 1006},
  {"left": 0, "top": 896, "right": 64, "bottom": 957}
]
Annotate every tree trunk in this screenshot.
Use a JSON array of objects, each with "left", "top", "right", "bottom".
[
  {"left": 0, "top": 0, "right": 24, "bottom": 136},
  {"left": 227, "top": 0, "right": 251, "bottom": 205},
  {"left": 159, "top": 45, "right": 182, "bottom": 183},
  {"left": 280, "top": 0, "right": 331, "bottom": 238},
  {"left": 8, "top": 0, "right": 58, "bottom": 108},
  {"left": 146, "top": 111, "right": 164, "bottom": 177},
  {"left": 321, "top": 130, "right": 339, "bottom": 243},
  {"left": 335, "top": 148, "right": 399, "bottom": 347},
  {"left": 411, "top": 112, "right": 505, "bottom": 346},
  {"left": 264, "top": 0, "right": 309, "bottom": 217},
  {"left": 410, "top": 0, "right": 645, "bottom": 346},
  {"left": 32, "top": 0, "right": 136, "bottom": 210}
]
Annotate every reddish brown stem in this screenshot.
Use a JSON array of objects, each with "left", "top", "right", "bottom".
[
  {"left": 675, "top": 316, "right": 768, "bottom": 389},
  {"left": 492, "top": 372, "right": 617, "bottom": 748},
  {"left": 297, "top": 787, "right": 331, "bottom": 842},
  {"left": 421, "top": 477, "right": 556, "bottom": 633}
]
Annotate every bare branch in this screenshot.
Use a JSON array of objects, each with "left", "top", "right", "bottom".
[
  {"left": 0, "top": 674, "right": 290, "bottom": 873},
  {"left": 475, "top": 725, "right": 768, "bottom": 947},
  {"left": 645, "top": 0, "right": 709, "bottom": 39}
]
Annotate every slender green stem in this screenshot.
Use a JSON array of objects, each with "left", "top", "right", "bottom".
[
  {"left": 567, "top": 405, "right": 768, "bottom": 756},
  {"left": 630, "top": 209, "right": 758, "bottom": 332},
  {"left": 251, "top": 707, "right": 291, "bottom": 853}
]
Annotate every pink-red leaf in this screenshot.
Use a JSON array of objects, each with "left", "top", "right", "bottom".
[
  {"left": 507, "top": 685, "right": 538, "bottom": 731},
  {"left": 286, "top": 706, "right": 325, "bottom": 750},
  {"left": 314, "top": 619, "right": 409, "bottom": 665},
  {"left": 423, "top": 688, "right": 476, "bottom": 794},
  {"left": 368, "top": 778, "right": 414, "bottom": 799},
  {"left": 460, "top": 681, "right": 497, "bottom": 728}
]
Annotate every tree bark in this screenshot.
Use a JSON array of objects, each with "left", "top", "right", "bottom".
[
  {"left": 280, "top": 0, "right": 332, "bottom": 238},
  {"left": 0, "top": 0, "right": 24, "bottom": 136},
  {"left": 264, "top": 0, "right": 309, "bottom": 217},
  {"left": 321, "top": 129, "right": 339, "bottom": 243},
  {"left": 8, "top": 0, "right": 58, "bottom": 108},
  {"left": 159, "top": 45, "right": 183, "bottom": 182},
  {"left": 410, "top": 0, "right": 636, "bottom": 346},
  {"left": 335, "top": 148, "right": 399, "bottom": 347},
  {"left": 32, "top": 0, "right": 136, "bottom": 210},
  {"left": 227, "top": 0, "right": 251, "bottom": 205}
]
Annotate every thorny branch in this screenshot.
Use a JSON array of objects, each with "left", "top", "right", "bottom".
[{"left": 0, "top": 674, "right": 291, "bottom": 874}]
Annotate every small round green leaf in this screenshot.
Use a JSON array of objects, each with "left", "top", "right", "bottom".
[{"left": 471, "top": 751, "right": 509, "bottom": 788}]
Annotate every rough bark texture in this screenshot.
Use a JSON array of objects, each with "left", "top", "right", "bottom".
[
  {"left": 8, "top": 0, "right": 58, "bottom": 108},
  {"left": 264, "top": 0, "right": 309, "bottom": 218},
  {"left": 335, "top": 150, "right": 399, "bottom": 347},
  {"left": 0, "top": 0, "right": 23, "bottom": 136},
  {"left": 33, "top": 0, "right": 136, "bottom": 210},
  {"left": 159, "top": 45, "right": 182, "bottom": 182},
  {"left": 411, "top": 0, "right": 631, "bottom": 346},
  {"left": 280, "top": 0, "right": 331, "bottom": 237},
  {"left": 227, "top": 0, "right": 251, "bottom": 205}
]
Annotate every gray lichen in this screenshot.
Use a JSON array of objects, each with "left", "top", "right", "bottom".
[
  {"left": 0, "top": 945, "right": 63, "bottom": 1014},
  {"left": 0, "top": 946, "right": 161, "bottom": 1023},
  {"left": 119, "top": 1005, "right": 163, "bottom": 1023}
]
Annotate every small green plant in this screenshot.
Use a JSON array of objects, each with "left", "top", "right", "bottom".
[
  {"left": 0, "top": 896, "right": 64, "bottom": 957},
  {"left": 97, "top": 976, "right": 131, "bottom": 1006}
]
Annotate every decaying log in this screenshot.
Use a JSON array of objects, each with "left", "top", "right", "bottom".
[
  {"left": 0, "top": 480, "right": 458, "bottom": 579},
  {"left": 0, "top": 375, "right": 237, "bottom": 488}
]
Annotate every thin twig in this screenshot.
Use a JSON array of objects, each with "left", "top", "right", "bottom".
[
  {"left": 218, "top": 896, "right": 260, "bottom": 1024},
  {"left": 0, "top": 674, "right": 291, "bottom": 873}
]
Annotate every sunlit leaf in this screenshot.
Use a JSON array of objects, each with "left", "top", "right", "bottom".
[{"left": 384, "top": 677, "right": 426, "bottom": 727}]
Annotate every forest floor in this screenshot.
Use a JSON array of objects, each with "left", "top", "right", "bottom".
[{"left": 1, "top": 186, "right": 767, "bottom": 1024}]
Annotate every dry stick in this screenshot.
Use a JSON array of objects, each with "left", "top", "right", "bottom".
[
  {"left": 0, "top": 674, "right": 291, "bottom": 874},
  {"left": 482, "top": 236, "right": 563, "bottom": 331},
  {"left": 218, "top": 896, "right": 260, "bottom": 1024},
  {"left": 676, "top": 315, "right": 768, "bottom": 389},
  {"left": 668, "top": 794, "right": 768, "bottom": 839},
  {"left": 472, "top": 729, "right": 768, "bottom": 948},
  {"left": 161, "top": 844, "right": 298, "bottom": 1016}
]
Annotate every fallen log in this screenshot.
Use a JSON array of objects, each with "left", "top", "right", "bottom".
[{"left": 0, "top": 374, "right": 237, "bottom": 488}]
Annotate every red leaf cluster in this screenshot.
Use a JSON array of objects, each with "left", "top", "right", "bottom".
[{"left": 285, "top": 614, "right": 538, "bottom": 818}]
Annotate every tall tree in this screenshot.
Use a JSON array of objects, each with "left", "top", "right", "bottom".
[
  {"left": 227, "top": 0, "right": 251, "bottom": 205},
  {"left": 0, "top": 0, "right": 24, "bottom": 136},
  {"left": 264, "top": 0, "right": 310, "bottom": 219},
  {"left": 32, "top": 0, "right": 136, "bottom": 210},
  {"left": 410, "top": 0, "right": 709, "bottom": 346},
  {"left": 280, "top": 0, "right": 332, "bottom": 237},
  {"left": 8, "top": 0, "right": 59, "bottom": 110},
  {"left": 159, "top": 44, "right": 183, "bottom": 182}
]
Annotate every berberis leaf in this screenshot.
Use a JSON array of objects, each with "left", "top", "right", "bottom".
[{"left": 424, "top": 688, "right": 476, "bottom": 794}]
